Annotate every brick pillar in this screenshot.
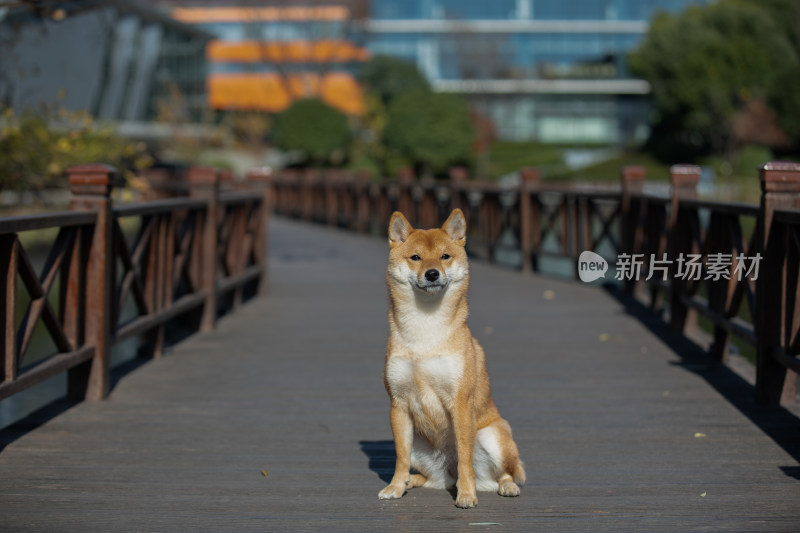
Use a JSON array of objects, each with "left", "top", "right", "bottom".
[{"left": 67, "top": 164, "right": 115, "bottom": 401}]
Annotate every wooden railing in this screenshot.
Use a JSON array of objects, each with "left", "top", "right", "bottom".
[
  {"left": 1, "top": 164, "right": 270, "bottom": 402},
  {"left": 270, "top": 162, "right": 800, "bottom": 405}
]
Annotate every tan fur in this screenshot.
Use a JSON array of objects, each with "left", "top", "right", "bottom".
[{"left": 378, "top": 209, "right": 525, "bottom": 509}]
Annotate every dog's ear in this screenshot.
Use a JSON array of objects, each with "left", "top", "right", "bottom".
[
  {"left": 442, "top": 209, "right": 466, "bottom": 246},
  {"left": 388, "top": 211, "right": 413, "bottom": 248}
]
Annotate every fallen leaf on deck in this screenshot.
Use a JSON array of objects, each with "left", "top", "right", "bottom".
[
  {"left": 543, "top": 289, "right": 555, "bottom": 300},
  {"left": 599, "top": 333, "right": 610, "bottom": 342},
  {"left": 260, "top": 470, "right": 268, "bottom": 478},
  {"left": 694, "top": 432, "right": 707, "bottom": 438}
]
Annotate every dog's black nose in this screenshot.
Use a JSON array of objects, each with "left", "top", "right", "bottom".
[{"left": 425, "top": 269, "right": 440, "bottom": 282}]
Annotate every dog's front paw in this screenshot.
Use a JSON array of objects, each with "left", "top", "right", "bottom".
[
  {"left": 378, "top": 483, "right": 406, "bottom": 500},
  {"left": 455, "top": 491, "right": 478, "bottom": 509}
]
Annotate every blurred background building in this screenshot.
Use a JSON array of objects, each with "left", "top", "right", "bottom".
[
  {"left": 161, "top": 0, "right": 711, "bottom": 144},
  {"left": 366, "top": 0, "right": 711, "bottom": 144},
  {"left": 1, "top": 0, "right": 715, "bottom": 145},
  {"left": 0, "top": 0, "right": 211, "bottom": 123}
]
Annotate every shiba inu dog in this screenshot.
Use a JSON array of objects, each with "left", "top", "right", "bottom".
[{"left": 379, "top": 209, "right": 525, "bottom": 509}]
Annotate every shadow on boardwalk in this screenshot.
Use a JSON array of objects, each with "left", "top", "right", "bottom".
[
  {"left": 359, "top": 440, "right": 395, "bottom": 484},
  {"left": 1, "top": 216, "right": 799, "bottom": 532},
  {"left": 605, "top": 285, "right": 800, "bottom": 467}
]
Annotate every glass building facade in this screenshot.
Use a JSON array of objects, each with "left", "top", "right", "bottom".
[{"left": 366, "top": 0, "right": 712, "bottom": 143}]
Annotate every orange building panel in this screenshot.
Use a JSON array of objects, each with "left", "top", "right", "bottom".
[
  {"left": 321, "top": 72, "right": 365, "bottom": 116},
  {"left": 209, "top": 73, "right": 291, "bottom": 112},
  {"left": 207, "top": 40, "right": 370, "bottom": 64},
  {"left": 208, "top": 72, "right": 364, "bottom": 115},
  {"left": 172, "top": 6, "right": 349, "bottom": 23}
]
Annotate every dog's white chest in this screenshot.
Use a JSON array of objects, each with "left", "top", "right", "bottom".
[{"left": 385, "top": 354, "right": 463, "bottom": 402}]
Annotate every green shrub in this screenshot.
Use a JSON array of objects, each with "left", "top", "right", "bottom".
[
  {"left": 0, "top": 106, "right": 153, "bottom": 192},
  {"left": 273, "top": 99, "right": 351, "bottom": 165}
]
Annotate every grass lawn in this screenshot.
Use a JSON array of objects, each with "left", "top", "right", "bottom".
[
  {"left": 486, "top": 141, "right": 672, "bottom": 182},
  {"left": 485, "top": 141, "right": 770, "bottom": 204},
  {"left": 486, "top": 141, "right": 565, "bottom": 178}
]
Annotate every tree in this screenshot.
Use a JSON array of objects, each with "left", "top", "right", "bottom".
[
  {"left": 757, "top": 0, "right": 800, "bottom": 141},
  {"left": 273, "top": 98, "right": 351, "bottom": 165},
  {"left": 629, "top": 0, "right": 800, "bottom": 160},
  {"left": 383, "top": 90, "right": 475, "bottom": 177},
  {"left": 357, "top": 55, "right": 431, "bottom": 107}
]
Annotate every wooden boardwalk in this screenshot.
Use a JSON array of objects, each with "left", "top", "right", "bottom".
[{"left": 1, "top": 217, "right": 799, "bottom": 532}]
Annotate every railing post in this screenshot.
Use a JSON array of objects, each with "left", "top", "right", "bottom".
[
  {"left": 620, "top": 166, "right": 646, "bottom": 294},
  {"left": 668, "top": 165, "right": 700, "bottom": 336},
  {"left": 189, "top": 166, "right": 220, "bottom": 332},
  {"left": 398, "top": 168, "right": 416, "bottom": 225},
  {"left": 418, "top": 176, "right": 438, "bottom": 229},
  {"left": 355, "top": 170, "right": 371, "bottom": 234},
  {"left": 140, "top": 165, "right": 188, "bottom": 200},
  {"left": 756, "top": 162, "right": 800, "bottom": 404},
  {"left": 301, "top": 169, "right": 314, "bottom": 222},
  {"left": 449, "top": 166, "right": 469, "bottom": 224},
  {"left": 325, "top": 169, "right": 339, "bottom": 227},
  {"left": 669, "top": 165, "right": 700, "bottom": 224},
  {"left": 219, "top": 168, "right": 234, "bottom": 191},
  {"left": 67, "top": 164, "right": 115, "bottom": 401},
  {"left": 1, "top": 232, "right": 18, "bottom": 385},
  {"left": 247, "top": 167, "right": 272, "bottom": 295},
  {"left": 519, "top": 168, "right": 539, "bottom": 273}
]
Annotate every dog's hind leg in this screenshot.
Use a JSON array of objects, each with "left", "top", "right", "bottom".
[
  {"left": 408, "top": 474, "right": 428, "bottom": 488},
  {"left": 497, "top": 473, "right": 520, "bottom": 497},
  {"left": 476, "top": 419, "right": 525, "bottom": 497}
]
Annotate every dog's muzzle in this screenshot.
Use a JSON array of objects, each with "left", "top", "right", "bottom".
[{"left": 416, "top": 269, "right": 448, "bottom": 293}]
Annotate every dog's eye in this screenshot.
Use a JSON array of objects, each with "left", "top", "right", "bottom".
[
  {"left": 410, "top": 254, "right": 421, "bottom": 261},
  {"left": 441, "top": 253, "right": 451, "bottom": 260}
]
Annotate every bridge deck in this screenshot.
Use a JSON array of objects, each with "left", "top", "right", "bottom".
[{"left": 1, "top": 217, "right": 799, "bottom": 532}]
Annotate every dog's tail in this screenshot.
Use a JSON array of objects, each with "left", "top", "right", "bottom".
[{"left": 513, "top": 459, "right": 526, "bottom": 486}]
